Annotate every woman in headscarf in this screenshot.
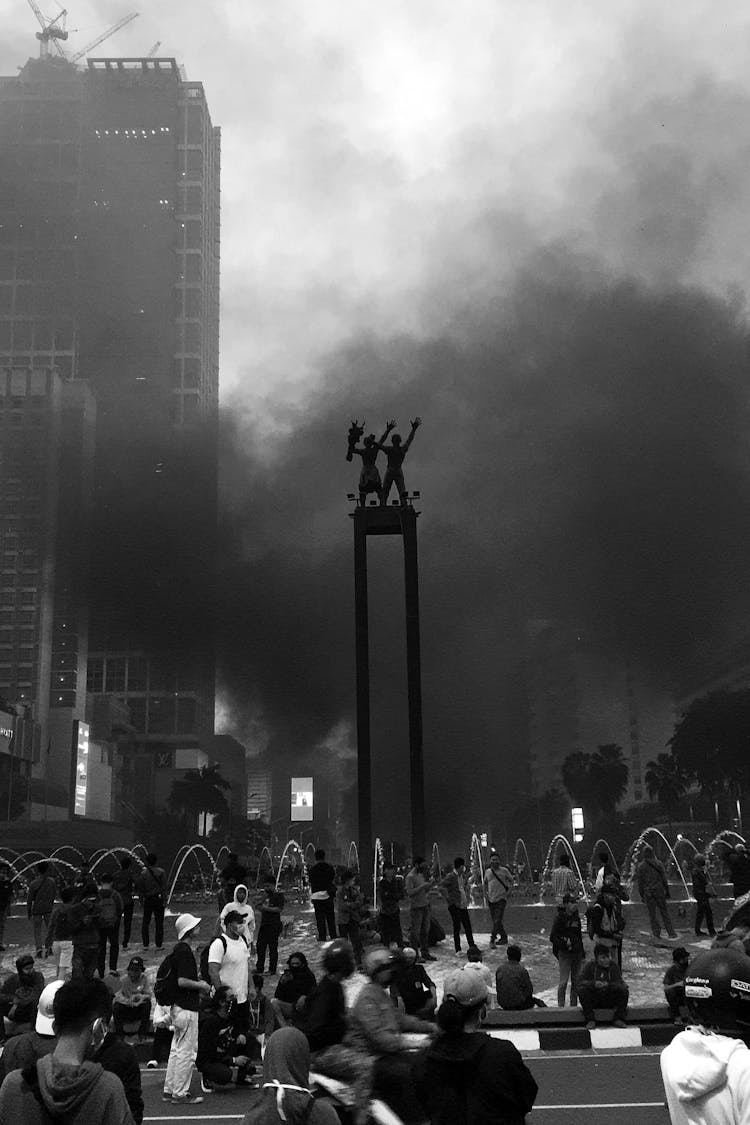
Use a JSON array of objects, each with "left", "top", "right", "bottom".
[
  {"left": 219, "top": 883, "right": 256, "bottom": 947},
  {"left": 241, "top": 1026, "right": 339, "bottom": 1125}
]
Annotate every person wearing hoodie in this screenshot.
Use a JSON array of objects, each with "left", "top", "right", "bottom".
[
  {"left": 412, "top": 969, "right": 538, "bottom": 1125},
  {"left": 0, "top": 977, "right": 135, "bottom": 1125},
  {"left": 219, "top": 883, "right": 256, "bottom": 947},
  {"left": 301, "top": 938, "right": 355, "bottom": 1064},
  {"left": 240, "top": 1026, "right": 338, "bottom": 1125},
  {"left": 271, "top": 951, "right": 317, "bottom": 1028},
  {"left": 307, "top": 849, "right": 338, "bottom": 941},
  {"left": 661, "top": 946, "right": 750, "bottom": 1125}
]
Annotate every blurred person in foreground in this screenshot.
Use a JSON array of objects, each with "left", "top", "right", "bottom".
[
  {"left": 661, "top": 947, "right": 750, "bottom": 1125},
  {"left": 413, "top": 969, "right": 538, "bottom": 1125},
  {"left": 0, "top": 980, "right": 62, "bottom": 1080},
  {"left": 0, "top": 977, "right": 135, "bottom": 1124},
  {"left": 241, "top": 1026, "right": 338, "bottom": 1125}
]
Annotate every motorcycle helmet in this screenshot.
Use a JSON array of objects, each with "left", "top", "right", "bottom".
[
  {"left": 684, "top": 948, "right": 750, "bottom": 1034},
  {"left": 323, "top": 938, "right": 356, "bottom": 978}
]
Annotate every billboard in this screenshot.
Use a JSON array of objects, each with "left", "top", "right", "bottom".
[
  {"left": 73, "top": 720, "right": 90, "bottom": 817},
  {"left": 0, "top": 710, "right": 14, "bottom": 757},
  {"left": 291, "top": 777, "right": 313, "bottom": 821}
]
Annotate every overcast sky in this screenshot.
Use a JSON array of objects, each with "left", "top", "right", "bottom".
[{"left": 4, "top": 2, "right": 750, "bottom": 841}]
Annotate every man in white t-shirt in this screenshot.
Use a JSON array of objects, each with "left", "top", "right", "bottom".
[{"left": 207, "top": 911, "right": 250, "bottom": 1034}]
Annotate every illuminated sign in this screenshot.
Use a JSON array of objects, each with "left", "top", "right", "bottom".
[
  {"left": 74, "top": 721, "right": 90, "bottom": 817},
  {"left": 0, "top": 710, "right": 14, "bottom": 756},
  {"left": 571, "top": 807, "right": 584, "bottom": 843},
  {"left": 291, "top": 777, "right": 313, "bottom": 821}
]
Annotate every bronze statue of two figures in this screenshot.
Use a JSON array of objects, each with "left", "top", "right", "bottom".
[{"left": 346, "top": 417, "right": 421, "bottom": 506}]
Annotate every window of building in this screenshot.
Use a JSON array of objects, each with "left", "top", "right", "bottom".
[
  {"left": 128, "top": 656, "right": 148, "bottom": 691},
  {"left": 127, "top": 696, "right": 146, "bottom": 731},
  {"left": 148, "top": 696, "right": 174, "bottom": 734},
  {"left": 184, "top": 288, "right": 201, "bottom": 318},
  {"left": 176, "top": 697, "right": 197, "bottom": 732},
  {"left": 183, "top": 358, "right": 201, "bottom": 388},
  {"left": 185, "top": 254, "right": 202, "bottom": 282},
  {"left": 184, "top": 221, "right": 202, "bottom": 250},
  {"left": 13, "top": 322, "right": 32, "bottom": 350},
  {"left": 105, "top": 656, "right": 126, "bottom": 693},
  {"left": 182, "top": 393, "right": 200, "bottom": 422},
  {"left": 185, "top": 148, "right": 202, "bottom": 176}
]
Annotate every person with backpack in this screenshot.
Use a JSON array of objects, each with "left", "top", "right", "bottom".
[
  {"left": 205, "top": 910, "right": 251, "bottom": 1034},
  {"left": 45, "top": 885, "right": 77, "bottom": 979},
  {"left": 413, "top": 969, "right": 538, "bottom": 1125},
  {"left": 159, "top": 912, "right": 213, "bottom": 1105},
  {"left": 484, "top": 853, "right": 513, "bottom": 947},
  {"left": 97, "top": 872, "right": 124, "bottom": 978},
  {"left": 587, "top": 879, "right": 626, "bottom": 967},
  {"left": 70, "top": 882, "right": 103, "bottom": 980},
  {"left": 138, "top": 852, "right": 168, "bottom": 950},
  {"left": 27, "top": 861, "right": 57, "bottom": 959},
  {"left": 112, "top": 856, "right": 138, "bottom": 951},
  {"left": 0, "top": 977, "right": 136, "bottom": 1125}
]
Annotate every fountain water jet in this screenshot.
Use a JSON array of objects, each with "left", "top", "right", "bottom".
[
  {"left": 589, "top": 840, "right": 620, "bottom": 879},
  {"left": 513, "top": 839, "right": 533, "bottom": 890},
  {"left": 469, "top": 833, "right": 487, "bottom": 907},
  {"left": 430, "top": 843, "right": 441, "bottom": 877},
  {"left": 255, "top": 847, "right": 275, "bottom": 886},
  {"left": 621, "top": 827, "right": 694, "bottom": 900},
  {"left": 347, "top": 841, "right": 360, "bottom": 873},
  {"left": 166, "top": 844, "right": 221, "bottom": 908},
  {"left": 540, "top": 835, "right": 589, "bottom": 904},
  {"left": 373, "top": 838, "right": 385, "bottom": 910}
]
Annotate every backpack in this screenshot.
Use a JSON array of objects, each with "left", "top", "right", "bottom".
[
  {"left": 199, "top": 933, "right": 248, "bottom": 983},
  {"left": 97, "top": 892, "right": 118, "bottom": 928},
  {"left": 153, "top": 951, "right": 178, "bottom": 1005}
]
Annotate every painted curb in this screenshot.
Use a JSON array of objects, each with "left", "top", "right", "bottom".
[{"left": 487, "top": 1023, "right": 678, "bottom": 1050}]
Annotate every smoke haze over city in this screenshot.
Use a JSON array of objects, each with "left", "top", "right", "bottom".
[{"left": 4, "top": 1, "right": 750, "bottom": 839}]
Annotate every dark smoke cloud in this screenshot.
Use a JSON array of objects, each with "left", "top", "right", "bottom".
[{"left": 217, "top": 247, "right": 750, "bottom": 840}]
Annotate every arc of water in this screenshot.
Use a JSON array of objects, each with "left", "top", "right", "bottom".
[
  {"left": 166, "top": 843, "right": 221, "bottom": 907},
  {"left": 90, "top": 847, "right": 145, "bottom": 875},
  {"left": 622, "top": 827, "right": 694, "bottom": 901},
  {"left": 431, "top": 843, "right": 441, "bottom": 877},
  {"left": 469, "top": 833, "right": 487, "bottom": 907},
  {"left": 49, "top": 846, "right": 87, "bottom": 863},
  {"left": 373, "top": 838, "right": 384, "bottom": 910},
  {"left": 255, "top": 846, "right": 275, "bottom": 887},
  {"left": 513, "top": 839, "right": 533, "bottom": 887},
  {"left": 347, "top": 842, "right": 360, "bottom": 873},
  {"left": 275, "top": 839, "right": 304, "bottom": 891},
  {"left": 589, "top": 839, "right": 621, "bottom": 877},
  {"left": 540, "top": 834, "right": 589, "bottom": 905}
]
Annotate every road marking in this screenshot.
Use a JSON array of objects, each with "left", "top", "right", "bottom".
[
  {"left": 533, "top": 1103, "right": 665, "bottom": 1110},
  {"left": 144, "top": 1117, "right": 243, "bottom": 1122},
  {"left": 531, "top": 1049, "right": 663, "bottom": 1060}
]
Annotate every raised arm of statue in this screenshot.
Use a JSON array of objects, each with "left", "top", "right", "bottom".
[
  {"left": 402, "top": 416, "right": 422, "bottom": 453},
  {"left": 346, "top": 419, "right": 365, "bottom": 461}
]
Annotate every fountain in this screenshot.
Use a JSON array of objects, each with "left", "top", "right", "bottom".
[
  {"left": 255, "top": 846, "right": 275, "bottom": 885},
  {"left": 589, "top": 839, "right": 620, "bottom": 880},
  {"left": 430, "top": 842, "right": 442, "bottom": 877},
  {"left": 274, "top": 839, "right": 306, "bottom": 893},
  {"left": 90, "top": 847, "right": 146, "bottom": 876},
  {"left": 621, "top": 827, "right": 694, "bottom": 901},
  {"left": 304, "top": 843, "right": 317, "bottom": 867},
  {"left": 215, "top": 845, "right": 231, "bottom": 869},
  {"left": 373, "top": 838, "right": 385, "bottom": 910},
  {"left": 539, "top": 834, "right": 589, "bottom": 904},
  {"left": 165, "top": 843, "right": 221, "bottom": 908},
  {"left": 347, "top": 841, "right": 360, "bottom": 873},
  {"left": 469, "top": 832, "right": 487, "bottom": 907},
  {"left": 513, "top": 838, "right": 534, "bottom": 891}
]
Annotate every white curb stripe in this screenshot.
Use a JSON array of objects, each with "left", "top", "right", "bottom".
[{"left": 487, "top": 1029, "right": 541, "bottom": 1050}]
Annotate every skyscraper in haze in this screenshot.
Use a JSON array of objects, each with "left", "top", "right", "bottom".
[{"left": 0, "top": 54, "right": 220, "bottom": 811}]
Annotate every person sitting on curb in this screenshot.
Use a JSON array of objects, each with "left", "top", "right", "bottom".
[
  {"left": 462, "top": 946, "right": 494, "bottom": 1005},
  {"left": 113, "top": 956, "right": 152, "bottom": 1040},
  {"left": 577, "top": 942, "right": 629, "bottom": 1030},
  {"left": 495, "top": 944, "right": 546, "bottom": 1011},
  {"left": 390, "top": 946, "right": 437, "bottom": 1019},
  {"left": 550, "top": 893, "right": 585, "bottom": 1008},
  {"left": 196, "top": 986, "right": 256, "bottom": 1093},
  {"left": 272, "top": 951, "right": 317, "bottom": 1028},
  {"left": 663, "top": 946, "right": 690, "bottom": 1024},
  {"left": 0, "top": 952, "right": 45, "bottom": 1040},
  {"left": 0, "top": 979, "right": 62, "bottom": 1079}
]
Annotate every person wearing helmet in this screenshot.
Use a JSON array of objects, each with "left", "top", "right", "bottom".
[
  {"left": 413, "top": 970, "right": 538, "bottom": 1125},
  {"left": 661, "top": 947, "right": 750, "bottom": 1124},
  {"left": 299, "top": 939, "right": 356, "bottom": 1079}
]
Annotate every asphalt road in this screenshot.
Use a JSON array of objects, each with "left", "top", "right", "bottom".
[{"left": 140, "top": 1048, "right": 671, "bottom": 1124}]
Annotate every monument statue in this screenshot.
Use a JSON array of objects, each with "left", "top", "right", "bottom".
[
  {"left": 378, "top": 417, "right": 421, "bottom": 505},
  {"left": 346, "top": 419, "right": 390, "bottom": 504}
]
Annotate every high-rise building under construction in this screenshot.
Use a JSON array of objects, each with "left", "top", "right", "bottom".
[{"left": 0, "top": 53, "right": 220, "bottom": 813}]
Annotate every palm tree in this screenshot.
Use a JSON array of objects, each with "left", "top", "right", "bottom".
[
  {"left": 590, "top": 744, "right": 629, "bottom": 815},
  {"left": 169, "top": 763, "right": 231, "bottom": 837},
  {"left": 644, "top": 752, "right": 690, "bottom": 828}
]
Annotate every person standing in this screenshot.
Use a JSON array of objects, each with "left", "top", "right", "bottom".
[
  {"left": 413, "top": 971, "right": 538, "bottom": 1125},
  {"left": 726, "top": 842, "right": 750, "bottom": 901},
  {"left": 336, "top": 870, "right": 364, "bottom": 965},
  {"left": 112, "top": 856, "right": 137, "bottom": 951},
  {"left": 163, "top": 913, "right": 212, "bottom": 1105},
  {"left": 405, "top": 857, "right": 436, "bottom": 962},
  {"left": 440, "top": 858, "right": 475, "bottom": 956},
  {"left": 218, "top": 883, "right": 256, "bottom": 947},
  {"left": 691, "top": 854, "right": 717, "bottom": 937},
  {"left": 138, "top": 852, "right": 167, "bottom": 950},
  {"left": 45, "top": 884, "right": 77, "bottom": 979},
  {"left": 96, "top": 872, "right": 124, "bottom": 978},
  {"left": 483, "top": 854, "right": 512, "bottom": 947},
  {"left": 307, "top": 849, "right": 337, "bottom": 941},
  {"left": 219, "top": 853, "right": 247, "bottom": 909},
  {"left": 637, "top": 845, "right": 677, "bottom": 940},
  {"left": 69, "top": 882, "right": 102, "bottom": 980},
  {"left": 550, "top": 853, "right": 581, "bottom": 906},
  {"left": 26, "top": 861, "right": 57, "bottom": 958},
  {"left": 550, "top": 894, "right": 585, "bottom": 1007},
  {"left": 0, "top": 861, "right": 15, "bottom": 951},
  {"left": 255, "top": 876, "right": 285, "bottom": 976},
  {"left": 207, "top": 910, "right": 250, "bottom": 1033},
  {"left": 377, "top": 862, "right": 404, "bottom": 948}
]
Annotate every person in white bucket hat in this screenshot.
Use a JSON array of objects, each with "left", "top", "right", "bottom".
[
  {"left": 0, "top": 979, "right": 63, "bottom": 1079},
  {"left": 162, "top": 913, "right": 212, "bottom": 1105}
]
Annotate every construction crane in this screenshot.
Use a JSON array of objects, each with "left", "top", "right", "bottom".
[
  {"left": 69, "top": 11, "right": 139, "bottom": 63},
  {"left": 147, "top": 40, "right": 161, "bottom": 57},
  {"left": 26, "top": 0, "right": 69, "bottom": 58}
]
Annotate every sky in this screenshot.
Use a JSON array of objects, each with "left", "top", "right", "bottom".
[{"left": 4, "top": 1, "right": 750, "bottom": 843}]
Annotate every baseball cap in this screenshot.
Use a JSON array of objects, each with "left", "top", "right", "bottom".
[
  {"left": 224, "top": 909, "right": 244, "bottom": 925},
  {"left": 127, "top": 956, "right": 146, "bottom": 972},
  {"left": 16, "top": 953, "right": 35, "bottom": 970},
  {"left": 175, "top": 913, "right": 202, "bottom": 941},
  {"left": 36, "top": 980, "right": 65, "bottom": 1035},
  {"left": 443, "top": 969, "right": 488, "bottom": 1007}
]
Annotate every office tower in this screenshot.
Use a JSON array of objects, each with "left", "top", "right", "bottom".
[{"left": 0, "top": 54, "right": 220, "bottom": 809}]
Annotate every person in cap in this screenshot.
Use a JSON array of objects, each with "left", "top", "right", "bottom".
[
  {"left": 691, "top": 854, "right": 717, "bottom": 937},
  {"left": 413, "top": 970, "right": 538, "bottom": 1125},
  {"left": 0, "top": 977, "right": 135, "bottom": 1125},
  {"left": 241, "top": 1026, "right": 338, "bottom": 1125},
  {"left": 663, "top": 947, "right": 690, "bottom": 1024},
  {"left": 207, "top": 909, "right": 251, "bottom": 1035},
  {"left": 0, "top": 952, "right": 45, "bottom": 1038},
  {"left": 0, "top": 979, "right": 62, "bottom": 1080},
  {"left": 163, "top": 913, "right": 213, "bottom": 1105},
  {"left": 345, "top": 948, "right": 435, "bottom": 1123},
  {"left": 113, "top": 956, "right": 153, "bottom": 1039},
  {"left": 661, "top": 946, "right": 750, "bottom": 1125},
  {"left": 197, "top": 986, "right": 256, "bottom": 1093}
]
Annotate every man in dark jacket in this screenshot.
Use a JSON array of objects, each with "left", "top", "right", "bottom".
[
  {"left": 112, "top": 857, "right": 137, "bottom": 951},
  {"left": 308, "top": 850, "right": 337, "bottom": 941},
  {"left": 138, "top": 852, "right": 167, "bottom": 950},
  {"left": 726, "top": 842, "right": 750, "bottom": 899},
  {"left": 636, "top": 845, "right": 676, "bottom": 940},
  {"left": 439, "top": 857, "right": 474, "bottom": 954},
  {"left": 578, "top": 943, "right": 629, "bottom": 1029},
  {"left": 495, "top": 945, "right": 543, "bottom": 1011},
  {"left": 96, "top": 873, "right": 124, "bottom": 978},
  {"left": 377, "top": 862, "right": 404, "bottom": 948},
  {"left": 0, "top": 953, "right": 45, "bottom": 1037},
  {"left": 0, "top": 861, "right": 14, "bottom": 951},
  {"left": 550, "top": 894, "right": 585, "bottom": 1007},
  {"left": 27, "top": 861, "right": 57, "bottom": 958},
  {"left": 691, "top": 854, "right": 716, "bottom": 937},
  {"left": 70, "top": 883, "right": 102, "bottom": 979},
  {"left": 413, "top": 969, "right": 537, "bottom": 1125},
  {"left": 0, "top": 980, "right": 61, "bottom": 1078}
]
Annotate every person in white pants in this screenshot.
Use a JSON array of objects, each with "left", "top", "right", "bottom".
[{"left": 163, "top": 913, "right": 213, "bottom": 1105}]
